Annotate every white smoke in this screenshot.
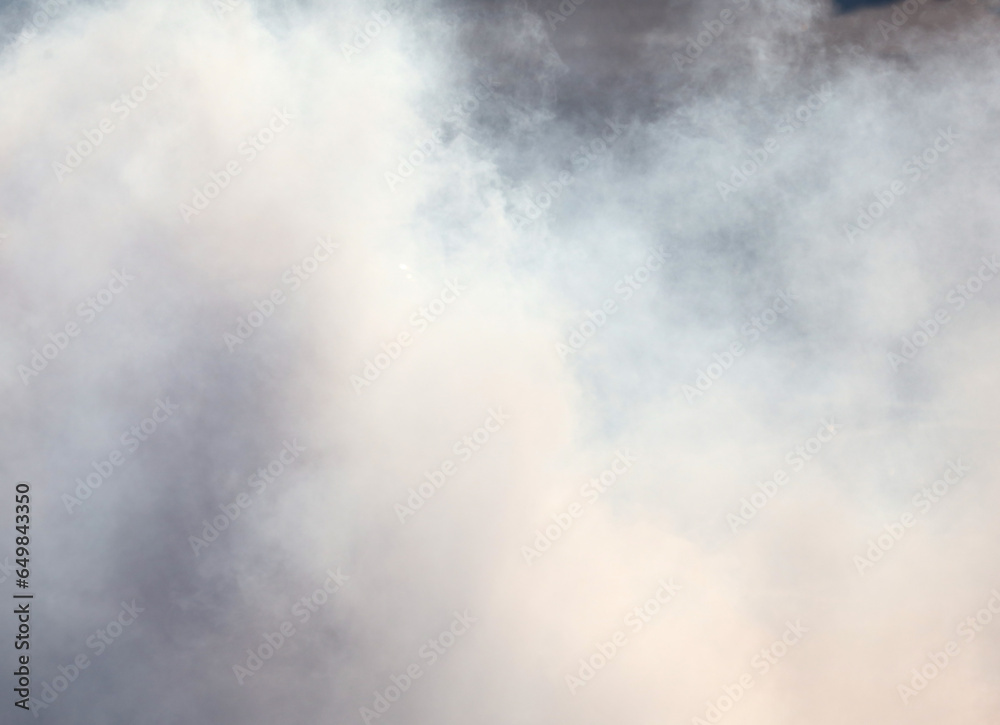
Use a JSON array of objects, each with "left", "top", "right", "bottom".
[{"left": 1, "top": 0, "right": 999, "bottom": 723}]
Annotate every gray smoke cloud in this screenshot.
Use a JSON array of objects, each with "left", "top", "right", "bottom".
[{"left": 1, "top": 0, "right": 999, "bottom": 723}]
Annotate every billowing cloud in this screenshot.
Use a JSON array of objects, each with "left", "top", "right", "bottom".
[{"left": 1, "top": 0, "right": 999, "bottom": 723}]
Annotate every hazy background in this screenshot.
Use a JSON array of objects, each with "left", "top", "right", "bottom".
[{"left": 1, "top": 0, "right": 999, "bottom": 723}]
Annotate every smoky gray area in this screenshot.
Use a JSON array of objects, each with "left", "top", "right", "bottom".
[{"left": 0, "top": 0, "right": 999, "bottom": 723}]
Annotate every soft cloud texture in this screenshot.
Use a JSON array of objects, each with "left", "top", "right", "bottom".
[{"left": 1, "top": 0, "right": 999, "bottom": 723}]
